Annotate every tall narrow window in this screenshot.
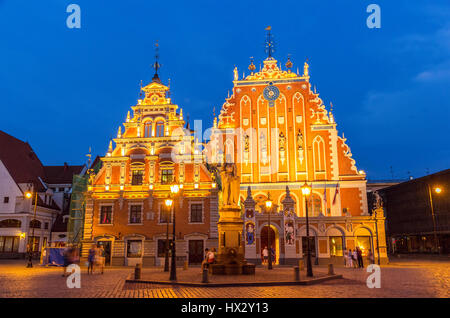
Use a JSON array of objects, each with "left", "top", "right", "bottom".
[
  {"left": 129, "top": 205, "right": 142, "bottom": 224},
  {"left": 161, "top": 169, "right": 173, "bottom": 184},
  {"left": 156, "top": 121, "right": 164, "bottom": 137},
  {"left": 310, "top": 193, "right": 322, "bottom": 216},
  {"left": 132, "top": 170, "right": 143, "bottom": 185},
  {"left": 313, "top": 136, "right": 326, "bottom": 172},
  {"left": 190, "top": 204, "right": 203, "bottom": 223},
  {"left": 144, "top": 122, "right": 152, "bottom": 137},
  {"left": 100, "top": 206, "right": 112, "bottom": 224}
]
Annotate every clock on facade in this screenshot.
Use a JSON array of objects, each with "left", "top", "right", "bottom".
[{"left": 263, "top": 83, "right": 280, "bottom": 107}]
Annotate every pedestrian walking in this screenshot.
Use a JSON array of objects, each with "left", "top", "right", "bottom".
[
  {"left": 201, "top": 248, "right": 210, "bottom": 270},
  {"left": 207, "top": 247, "right": 215, "bottom": 266},
  {"left": 98, "top": 245, "right": 105, "bottom": 274},
  {"left": 356, "top": 246, "right": 364, "bottom": 268},
  {"left": 87, "top": 244, "right": 96, "bottom": 274}
]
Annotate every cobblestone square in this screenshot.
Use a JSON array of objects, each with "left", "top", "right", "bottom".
[{"left": 0, "top": 259, "right": 448, "bottom": 298}]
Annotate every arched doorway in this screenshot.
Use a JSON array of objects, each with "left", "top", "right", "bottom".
[{"left": 260, "top": 225, "right": 279, "bottom": 264}]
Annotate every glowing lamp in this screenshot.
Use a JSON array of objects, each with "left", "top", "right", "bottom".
[
  {"left": 165, "top": 198, "right": 173, "bottom": 207},
  {"left": 434, "top": 187, "right": 442, "bottom": 194},
  {"left": 194, "top": 183, "right": 199, "bottom": 189},
  {"left": 170, "top": 184, "right": 180, "bottom": 194},
  {"left": 301, "top": 182, "right": 312, "bottom": 196},
  {"left": 149, "top": 184, "right": 154, "bottom": 190},
  {"left": 25, "top": 192, "right": 32, "bottom": 199},
  {"left": 265, "top": 192, "right": 272, "bottom": 209},
  {"left": 20, "top": 233, "right": 26, "bottom": 239},
  {"left": 105, "top": 185, "right": 110, "bottom": 191},
  {"left": 212, "top": 182, "right": 217, "bottom": 188}
]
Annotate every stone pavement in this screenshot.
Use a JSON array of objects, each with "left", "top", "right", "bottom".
[{"left": 0, "top": 259, "right": 448, "bottom": 298}]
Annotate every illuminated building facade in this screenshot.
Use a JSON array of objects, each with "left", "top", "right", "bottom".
[
  {"left": 208, "top": 35, "right": 388, "bottom": 264},
  {"left": 81, "top": 70, "right": 218, "bottom": 267}
]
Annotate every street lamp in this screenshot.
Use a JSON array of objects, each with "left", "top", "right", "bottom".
[
  {"left": 24, "top": 187, "right": 38, "bottom": 268},
  {"left": 169, "top": 183, "right": 180, "bottom": 281},
  {"left": 428, "top": 185, "right": 443, "bottom": 254},
  {"left": 301, "top": 182, "right": 313, "bottom": 277},
  {"left": 163, "top": 196, "right": 172, "bottom": 272},
  {"left": 265, "top": 192, "right": 273, "bottom": 270}
]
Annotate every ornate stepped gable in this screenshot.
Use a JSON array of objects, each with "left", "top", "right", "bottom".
[{"left": 90, "top": 75, "right": 212, "bottom": 196}]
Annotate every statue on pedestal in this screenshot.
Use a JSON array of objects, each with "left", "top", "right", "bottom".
[{"left": 220, "top": 163, "right": 240, "bottom": 208}]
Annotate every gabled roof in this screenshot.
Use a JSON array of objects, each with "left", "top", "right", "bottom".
[
  {"left": 44, "top": 164, "right": 85, "bottom": 184},
  {"left": 0, "top": 130, "right": 46, "bottom": 189}
]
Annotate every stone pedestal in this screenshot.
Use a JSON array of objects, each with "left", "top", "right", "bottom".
[{"left": 211, "top": 206, "right": 255, "bottom": 275}]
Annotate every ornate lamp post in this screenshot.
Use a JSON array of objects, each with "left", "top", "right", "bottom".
[
  {"left": 428, "top": 185, "right": 443, "bottom": 254},
  {"left": 301, "top": 182, "right": 313, "bottom": 277},
  {"left": 164, "top": 196, "right": 171, "bottom": 272},
  {"left": 265, "top": 192, "right": 273, "bottom": 270},
  {"left": 169, "top": 183, "right": 180, "bottom": 281},
  {"left": 25, "top": 187, "right": 38, "bottom": 268}
]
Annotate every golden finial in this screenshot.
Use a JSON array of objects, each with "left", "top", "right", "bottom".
[
  {"left": 108, "top": 140, "right": 113, "bottom": 152},
  {"left": 126, "top": 111, "right": 130, "bottom": 122},
  {"left": 303, "top": 60, "right": 309, "bottom": 77},
  {"left": 213, "top": 116, "right": 217, "bottom": 128},
  {"left": 248, "top": 57, "right": 256, "bottom": 73},
  {"left": 117, "top": 126, "right": 122, "bottom": 138},
  {"left": 285, "top": 54, "right": 293, "bottom": 70},
  {"left": 179, "top": 108, "right": 183, "bottom": 120}
]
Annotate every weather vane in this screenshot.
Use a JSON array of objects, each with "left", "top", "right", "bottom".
[
  {"left": 152, "top": 41, "right": 161, "bottom": 81},
  {"left": 264, "top": 26, "right": 275, "bottom": 58}
]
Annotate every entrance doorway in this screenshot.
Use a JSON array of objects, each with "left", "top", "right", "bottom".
[
  {"left": 97, "top": 241, "right": 112, "bottom": 266},
  {"left": 188, "top": 240, "right": 204, "bottom": 264},
  {"left": 260, "top": 226, "right": 278, "bottom": 263}
]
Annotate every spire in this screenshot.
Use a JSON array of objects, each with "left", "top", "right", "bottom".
[
  {"left": 264, "top": 26, "right": 275, "bottom": 58},
  {"left": 152, "top": 41, "right": 161, "bottom": 83},
  {"left": 126, "top": 111, "right": 130, "bottom": 122},
  {"left": 108, "top": 140, "right": 113, "bottom": 153},
  {"left": 117, "top": 126, "right": 122, "bottom": 138}
]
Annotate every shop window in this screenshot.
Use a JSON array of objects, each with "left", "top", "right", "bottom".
[
  {"left": 127, "top": 240, "right": 142, "bottom": 258},
  {"left": 190, "top": 204, "right": 203, "bottom": 223},
  {"left": 100, "top": 206, "right": 112, "bottom": 224},
  {"left": 0, "top": 236, "right": 20, "bottom": 253},
  {"left": 329, "top": 236, "right": 344, "bottom": 256},
  {"left": 130, "top": 205, "right": 142, "bottom": 224},
  {"left": 27, "top": 236, "right": 40, "bottom": 252}
]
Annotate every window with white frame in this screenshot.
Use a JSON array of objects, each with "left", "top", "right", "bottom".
[
  {"left": 100, "top": 206, "right": 113, "bottom": 224},
  {"left": 129, "top": 205, "right": 142, "bottom": 224}
]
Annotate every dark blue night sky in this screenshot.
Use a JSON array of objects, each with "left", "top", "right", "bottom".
[{"left": 1, "top": 0, "right": 449, "bottom": 180}]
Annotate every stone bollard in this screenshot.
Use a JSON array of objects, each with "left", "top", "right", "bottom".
[
  {"left": 294, "top": 266, "right": 300, "bottom": 281},
  {"left": 202, "top": 269, "right": 209, "bottom": 283},
  {"left": 298, "top": 259, "right": 304, "bottom": 270},
  {"left": 328, "top": 263, "right": 334, "bottom": 275},
  {"left": 183, "top": 260, "right": 188, "bottom": 270},
  {"left": 134, "top": 263, "right": 142, "bottom": 280}
]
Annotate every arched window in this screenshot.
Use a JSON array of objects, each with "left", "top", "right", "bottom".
[
  {"left": 156, "top": 121, "right": 164, "bottom": 137},
  {"left": 0, "top": 219, "right": 21, "bottom": 228},
  {"left": 310, "top": 193, "right": 322, "bottom": 217},
  {"left": 144, "top": 122, "right": 152, "bottom": 137},
  {"left": 29, "top": 219, "right": 41, "bottom": 229},
  {"left": 313, "top": 136, "right": 326, "bottom": 172}
]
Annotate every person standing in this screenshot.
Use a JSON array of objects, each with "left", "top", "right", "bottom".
[
  {"left": 262, "top": 246, "right": 268, "bottom": 265},
  {"left": 356, "top": 247, "right": 364, "bottom": 268},
  {"left": 347, "top": 249, "right": 353, "bottom": 268},
  {"left": 201, "top": 248, "right": 210, "bottom": 270},
  {"left": 270, "top": 247, "right": 275, "bottom": 264},
  {"left": 98, "top": 245, "right": 105, "bottom": 274},
  {"left": 352, "top": 249, "right": 358, "bottom": 268}
]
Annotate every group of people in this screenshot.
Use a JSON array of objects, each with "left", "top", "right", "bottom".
[
  {"left": 261, "top": 246, "right": 275, "bottom": 265},
  {"left": 345, "top": 247, "right": 374, "bottom": 268},
  {"left": 201, "top": 247, "right": 216, "bottom": 270},
  {"left": 87, "top": 244, "right": 106, "bottom": 274}
]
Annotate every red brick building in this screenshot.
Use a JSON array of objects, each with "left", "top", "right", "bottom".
[{"left": 81, "top": 72, "right": 218, "bottom": 266}]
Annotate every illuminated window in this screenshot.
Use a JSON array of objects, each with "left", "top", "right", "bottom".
[
  {"left": 309, "top": 193, "right": 322, "bottom": 216},
  {"left": 156, "top": 121, "right": 164, "bottom": 137},
  {"left": 329, "top": 236, "right": 343, "bottom": 256},
  {"left": 356, "top": 236, "right": 372, "bottom": 257},
  {"left": 0, "top": 236, "right": 20, "bottom": 253},
  {"left": 313, "top": 136, "right": 325, "bottom": 172},
  {"left": 100, "top": 206, "right": 112, "bottom": 224},
  {"left": 126, "top": 240, "right": 142, "bottom": 258},
  {"left": 132, "top": 170, "right": 143, "bottom": 185},
  {"left": 161, "top": 169, "right": 173, "bottom": 184}
]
